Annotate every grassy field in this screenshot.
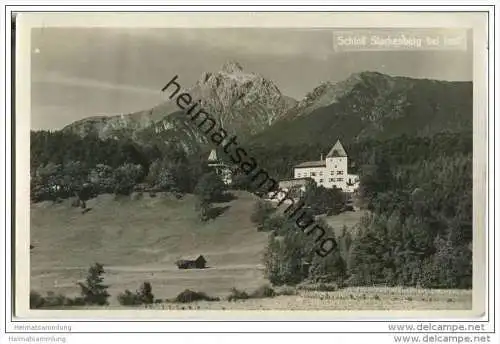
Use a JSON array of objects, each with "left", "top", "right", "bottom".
[
  {"left": 30, "top": 191, "right": 472, "bottom": 310},
  {"left": 148, "top": 287, "right": 472, "bottom": 311},
  {"left": 31, "top": 191, "right": 272, "bottom": 303}
]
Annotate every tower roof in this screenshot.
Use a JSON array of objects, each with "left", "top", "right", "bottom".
[
  {"left": 208, "top": 149, "right": 218, "bottom": 162},
  {"left": 326, "top": 140, "right": 347, "bottom": 158}
]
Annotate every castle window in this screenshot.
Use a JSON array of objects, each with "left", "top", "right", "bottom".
[
  {"left": 319, "top": 179, "right": 324, "bottom": 183},
  {"left": 337, "top": 171, "right": 344, "bottom": 175},
  {"left": 331, "top": 171, "right": 335, "bottom": 175},
  {"left": 311, "top": 172, "right": 316, "bottom": 176},
  {"left": 319, "top": 172, "right": 323, "bottom": 176},
  {"left": 329, "top": 178, "right": 334, "bottom": 182},
  {"left": 337, "top": 178, "right": 343, "bottom": 182}
]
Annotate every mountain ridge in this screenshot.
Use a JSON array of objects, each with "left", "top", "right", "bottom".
[
  {"left": 60, "top": 66, "right": 472, "bottom": 154},
  {"left": 250, "top": 72, "right": 472, "bottom": 147},
  {"left": 62, "top": 62, "right": 297, "bottom": 143}
]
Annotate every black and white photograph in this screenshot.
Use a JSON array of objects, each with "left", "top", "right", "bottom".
[
  {"left": 24, "top": 22, "right": 481, "bottom": 313},
  {"left": 7, "top": 11, "right": 493, "bottom": 335}
]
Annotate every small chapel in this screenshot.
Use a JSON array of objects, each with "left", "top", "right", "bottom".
[{"left": 207, "top": 149, "right": 233, "bottom": 185}]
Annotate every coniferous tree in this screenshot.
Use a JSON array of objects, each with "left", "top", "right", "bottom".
[
  {"left": 139, "top": 282, "right": 154, "bottom": 304},
  {"left": 77, "top": 263, "right": 110, "bottom": 306},
  {"left": 263, "top": 230, "right": 308, "bottom": 286},
  {"left": 309, "top": 244, "right": 347, "bottom": 284}
]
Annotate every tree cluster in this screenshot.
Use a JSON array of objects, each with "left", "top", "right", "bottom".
[
  {"left": 349, "top": 151, "right": 472, "bottom": 288},
  {"left": 30, "top": 130, "right": 208, "bottom": 202},
  {"left": 117, "top": 282, "right": 155, "bottom": 306},
  {"left": 193, "top": 172, "right": 228, "bottom": 221},
  {"left": 261, "top": 133, "right": 472, "bottom": 289}
]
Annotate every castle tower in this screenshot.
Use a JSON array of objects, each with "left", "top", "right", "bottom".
[
  {"left": 325, "top": 140, "right": 348, "bottom": 169},
  {"left": 207, "top": 149, "right": 232, "bottom": 185}
]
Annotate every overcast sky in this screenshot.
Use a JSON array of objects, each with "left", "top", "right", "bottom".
[{"left": 31, "top": 28, "right": 473, "bottom": 130}]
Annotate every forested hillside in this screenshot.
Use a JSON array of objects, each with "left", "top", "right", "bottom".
[{"left": 251, "top": 72, "right": 472, "bottom": 147}]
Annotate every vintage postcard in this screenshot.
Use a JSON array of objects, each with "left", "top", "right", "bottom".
[{"left": 13, "top": 11, "right": 489, "bottom": 321}]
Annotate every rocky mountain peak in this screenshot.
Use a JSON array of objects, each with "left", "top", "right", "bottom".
[
  {"left": 64, "top": 61, "right": 297, "bottom": 143},
  {"left": 198, "top": 61, "right": 256, "bottom": 89},
  {"left": 191, "top": 62, "right": 296, "bottom": 135},
  {"left": 221, "top": 60, "right": 244, "bottom": 73}
]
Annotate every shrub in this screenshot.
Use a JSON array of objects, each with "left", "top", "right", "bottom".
[
  {"left": 195, "top": 197, "right": 212, "bottom": 222},
  {"left": 30, "top": 290, "right": 87, "bottom": 309},
  {"left": 174, "top": 289, "right": 219, "bottom": 303},
  {"left": 276, "top": 286, "right": 297, "bottom": 296},
  {"left": 227, "top": 285, "right": 277, "bottom": 300},
  {"left": 251, "top": 201, "right": 275, "bottom": 230},
  {"left": 43, "top": 291, "right": 67, "bottom": 307},
  {"left": 77, "top": 263, "right": 110, "bottom": 306},
  {"left": 113, "top": 163, "right": 144, "bottom": 196},
  {"left": 261, "top": 215, "right": 285, "bottom": 233},
  {"left": 227, "top": 287, "right": 249, "bottom": 301},
  {"left": 66, "top": 297, "right": 86, "bottom": 306},
  {"left": 297, "top": 282, "right": 340, "bottom": 292},
  {"left": 250, "top": 285, "right": 276, "bottom": 298},
  {"left": 117, "top": 290, "right": 143, "bottom": 306},
  {"left": 30, "top": 290, "right": 45, "bottom": 309},
  {"left": 117, "top": 282, "right": 155, "bottom": 306}
]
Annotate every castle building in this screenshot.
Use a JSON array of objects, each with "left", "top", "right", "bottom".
[
  {"left": 207, "top": 149, "right": 233, "bottom": 185},
  {"left": 293, "top": 140, "right": 359, "bottom": 193}
]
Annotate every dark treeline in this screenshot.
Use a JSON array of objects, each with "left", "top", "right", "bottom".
[
  {"left": 242, "top": 131, "right": 472, "bottom": 180},
  {"left": 31, "top": 130, "right": 157, "bottom": 171},
  {"left": 349, "top": 150, "right": 472, "bottom": 288},
  {"left": 30, "top": 130, "right": 209, "bottom": 202}
]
